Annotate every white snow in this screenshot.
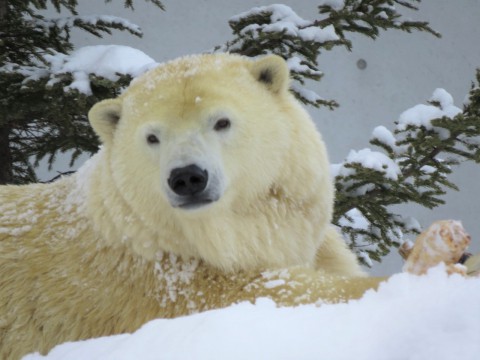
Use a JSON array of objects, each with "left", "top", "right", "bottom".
[
  {"left": 231, "top": 4, "right": 309, "bottom": 28},
  {"left": 397, "top": 88, "right": 462, "bottom": 139},
  {"left": 318, "top": 0, "right": 345, "bottom": 10},
  {"left": 332, "top": 88, "right": 467, "bottom": 266},
  {"left": 338, "top": 208, "right": 369, "bottom": 231},
  {"left": 1, "top": 45, "right": 158, "bottom": 95},
  {"left": 35, "top": 15, "right": 142, "bottom": 37},
  {"left": 48, "top": 45, "right": 158, "bottom": 94},
  {"left": 291, "top": 83, "right": 325, "bottom": 104},
  {"left": 400, "top": 216, "right": 422, "bottom": 232},
  {"left": 398, "top": 104, "right": 445, "bottom": 130},
  {"left": 335, "top": 148, "right": 401, "bottom": 181},
  {"left": 337, "top": 208, "right": 375, "bottom": 266},
  {"left": 337, "top": 208, "right": 390, "bottom": 266},
  {"left": 24, "top": 266, "right": 480, "bottom": 360},
  {"left": 372, "top": 126, "right": 396, "bottom": 147},
  {"left": 420, "top": 165, "right": 437, "bottom": 174},
  {"left": 61, "top": 15, "right": 141, "bottom": 36},
  {"left": 264, "top": 279, "right": 286, "bottom": 289},
  {"left": 298, "top": 24, "right": 339, "bottom": 43},
  {"left": 377, "top": 11, "right": 389, "bottom": 20},
  {"left": 286, "top": 57, "right": 322, "bottom": 76},
  {"left": 231, "top": 4, "right": 339, "bottom": 43},
  {"left": 153, "top": 253, "right": 199, "bottom": 308},
  {"left": 430, "top": 88, "right": 456, "bottom": 110},
  {"left": 371, "top": 125, "right": 411, "bottom": 155}
]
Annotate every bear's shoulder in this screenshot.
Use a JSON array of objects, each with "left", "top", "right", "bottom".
[{"left": 0, "top": 174, "right": 89, "bottom": 244}]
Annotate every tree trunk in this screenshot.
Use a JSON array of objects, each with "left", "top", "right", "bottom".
[
  {"left": 0, "top": 0, "right": 12, "bottom": 184},
  {"left": 0, "top": 125, "right": 12, "bottom": 184},
  {"left": 0, "top": 0, "right": 6, "bottom": 20}
]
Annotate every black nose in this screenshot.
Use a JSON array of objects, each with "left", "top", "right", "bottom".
[{"left": 168, "top": 165, "right": 209, "bottom": 196}]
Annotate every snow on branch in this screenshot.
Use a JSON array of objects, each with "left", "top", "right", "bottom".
[
  {"left": 396, "top": 88, "right": 462, "bottom": 140},
  {"left": 218, "top": 4, "right": 342, "bottom": 109},
  {"left": 47, "top": 45, "right": 157, "bottom": 94},
  {"left": 219, "top": 2, "right": 438, "bottom": 109},
  {"left": 229, "top": 4, "right": 340, "bottom": 43},
  {"left": 317, "top": 0, "right": 440, "bottom": 47},
  {"left": 334, "top": 85, "right": 480, "bottom": 266},
  {"left": 35, "top": 14, "right": 144, "bottom": 38},
  {"left": 2, "top": 46, "right": 157, "bottom": 95},
  {"left": 318, "top": 0, "right": 346, "bottom": 10}
]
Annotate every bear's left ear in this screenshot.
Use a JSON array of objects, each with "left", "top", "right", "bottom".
[
  {"left": 250, "top": 55, "right": 290, "bottom": 94},
  {"left": 88, "top": 98, "right": 122, "bottom": 145}
]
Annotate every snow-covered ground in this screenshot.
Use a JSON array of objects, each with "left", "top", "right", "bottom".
[{"left": 25, "top": 266, "right": 480, "bottom": 360}]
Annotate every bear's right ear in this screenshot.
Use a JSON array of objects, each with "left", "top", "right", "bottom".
[{"left": 88, "top": 99, "right": 122, "bottom": 144}]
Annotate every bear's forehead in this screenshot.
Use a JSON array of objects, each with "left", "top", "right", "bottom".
[
  {"left": 128, "top": 54, "right": 251, "bottom": 95},
  {"left": 121, "top": 54, "right": 256, "bottom": 119}
]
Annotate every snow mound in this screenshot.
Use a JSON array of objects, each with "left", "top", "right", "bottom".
[{"left": 24, "top": 266, "right": 480, "bottom": 360}]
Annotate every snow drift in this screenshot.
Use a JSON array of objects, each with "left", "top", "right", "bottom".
[{"left": 25, "top": 266, "right": 480, "bottom": 360}]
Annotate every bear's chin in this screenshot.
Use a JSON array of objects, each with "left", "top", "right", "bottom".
[{"left": 174, "top": 197, "right": 217, "bottom": 211}]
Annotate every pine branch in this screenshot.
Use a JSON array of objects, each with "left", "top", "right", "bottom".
[
  {"left": 333, "top": 80, "right": 480, "bottom": 266},
  {"left": 49, "top": 15, "right": 144, "bottom": 38},
  {"left": 106, "top": 0, "right": 165, "bottom": 11},
  {"left": 219, "top": 2, "right": 438, "bottom": 109},
  {"left": 0, "top": 0, "right": 163, "bottom": 184},
  {"left": 316, "top": 0, "right": 440, "bottom": 49}
]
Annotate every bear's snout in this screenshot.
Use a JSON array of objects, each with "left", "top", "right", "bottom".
[
  {"left": 168, "top": 164, "right": 209, "bottom": 197},
  {"left": 167, "top": 165, "right": 216, "bottom": 210}
]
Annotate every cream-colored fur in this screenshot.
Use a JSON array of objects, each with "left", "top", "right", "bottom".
[{"left": 0, "top": 54, "right": 372, "bottom": 359}]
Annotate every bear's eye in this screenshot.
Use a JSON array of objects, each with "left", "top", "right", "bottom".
[
  {"left": 214, "top": 118, "right": 231, "bottom": 132},
  {"left": 146, "top": 134, "right": 160, "bottom": 145}
]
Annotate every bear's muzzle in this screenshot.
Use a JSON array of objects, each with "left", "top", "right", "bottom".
[{"left": 168, "top": 164, "right": 217, "bottom": 210}]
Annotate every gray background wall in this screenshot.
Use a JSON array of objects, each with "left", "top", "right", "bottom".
[{"left": 39, "top": 0, "right": 480, "bottom": 275}]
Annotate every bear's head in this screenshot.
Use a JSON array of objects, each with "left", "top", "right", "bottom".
[
  {"left": 89, "top": 54, "right": 295, "bottom": 213},
  {"left": 88, "top": 54, "right": 332, "bottom": 270}
]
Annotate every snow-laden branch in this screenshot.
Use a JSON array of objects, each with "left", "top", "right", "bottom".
[
  {"left": 230, "top": 4, "right": 340, "bottom": 43},
  {"left": 219, "top": 2, "right": 438, "bottom": 109},
  {"left": 34, "top": 14, "right": 144, "bottom": 37},
  {"left": 1, "top": 45, "right": 157, "bottom": 95},
  {"left": 334, "top": 85, "right": 480, "bottom": 266}
]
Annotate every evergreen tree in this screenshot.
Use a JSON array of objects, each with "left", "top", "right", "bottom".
[
  {"left": 218, "top": 1, "right": 439, "bottom": 108},
  {"left": 0, "top": 0, "right": 164, "bottom": 184},
  {"left": 219, "top": 1, "right": 479, "bottom": 265}
]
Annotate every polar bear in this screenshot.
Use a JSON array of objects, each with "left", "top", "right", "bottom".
[
  {"left": 86, "top": 53, "right": 362, "bottom": 275},
  {"left": 0, "top": 54, "right": 371, "bottom": 359}
]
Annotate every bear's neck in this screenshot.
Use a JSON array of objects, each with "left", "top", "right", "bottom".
[{"left": 84, "top": 150, "right": 163, "bottom": 259}]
